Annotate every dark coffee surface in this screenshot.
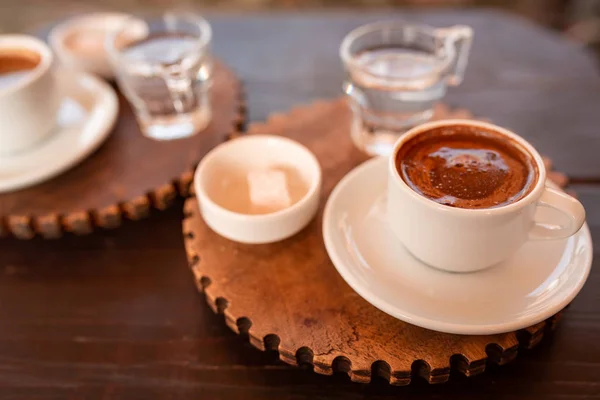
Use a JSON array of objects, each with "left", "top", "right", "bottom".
[
  {"left": 396, "top": 125, "right": 538, "bottom": 209},
  {"left": 0, "top": 49, "right": 40, "bottom": 75}
]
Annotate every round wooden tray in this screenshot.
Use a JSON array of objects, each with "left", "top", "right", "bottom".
[
  {"left": 1, "top": 61, "right": 244, "bottom": 239},
  {"left": 182, "top": 98, "right": 569, "bottom": 385}
]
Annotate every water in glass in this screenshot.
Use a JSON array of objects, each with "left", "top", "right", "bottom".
[
  {"left": 341, "top": 22, "right": 473, "bottom": 156},
  {"left": 108, "top": 14, "right": 212, "bottom": 140}
]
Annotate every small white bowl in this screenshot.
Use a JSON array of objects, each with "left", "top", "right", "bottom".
[
  {"left": 49, "top": 12, "right": 138, "bottom": 79},
  {"left": 194, "top": 135, "right": 322, "bottom": 244}
]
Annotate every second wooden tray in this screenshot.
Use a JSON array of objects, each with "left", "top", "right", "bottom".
[{"left": 1, "top": 60, "right": 244, "bottom": 239}]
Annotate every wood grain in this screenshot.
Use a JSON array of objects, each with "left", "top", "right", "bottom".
[
  {"left": 182, "top": 98, "right": 567, "bottom": 385},
  {"left": 0, "top": 60, "right": 244, "bottom": 239}
]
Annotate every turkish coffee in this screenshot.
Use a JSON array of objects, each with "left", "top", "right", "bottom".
[
  {"left": 0, "top": 49, "right": 40, "bottom": 90},
  {"left": 395, "top": 124, "right": 539, "bottom": 209}
]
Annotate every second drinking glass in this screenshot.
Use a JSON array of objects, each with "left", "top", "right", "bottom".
[
  {"left": 107, "top": 13, "right": 213, "bottom": 140},
  {"left": 340, "top": 21, "right": 473, "bottom": 156}
]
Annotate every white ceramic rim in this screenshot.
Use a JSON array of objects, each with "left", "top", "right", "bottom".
[
  {"left": 49, "top": 12, "right": 135, "bottom": 59},
  {"left": 339, "top": 21, "right": 456, "bottom": 82},
  {"left": 389, "top": 119, "right": 548, "bottom": 216},
  {"left": 194, "top": 134, "right": 322, "bottom": 222},
  {"left": 0, "top": 35, "right": 53, "bottom": 96},
  {"left": 323, "top": 156, "right": 593, "bottom": 334},
  {"left": 0, "top": 72, "right": 118, "bottom": 192}
]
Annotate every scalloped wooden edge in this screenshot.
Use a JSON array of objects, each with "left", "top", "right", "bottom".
[
  {"left": 1, "top": 77, "right": 246, "bottom": 240},
  {"left": 182, "top": 198, "right": 563, "bottom": 386},
  {"left": 180, "top": 99, "right": 569, "bottom": 385}
]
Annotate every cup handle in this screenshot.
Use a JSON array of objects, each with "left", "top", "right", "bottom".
[
  {"left": 434, "top": 25, "right": 473, "bottom": 86},
  {"left": 528, "top": 186, "right": 586, "bottom": 240}
]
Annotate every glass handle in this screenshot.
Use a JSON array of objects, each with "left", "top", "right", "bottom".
[{"left": 435, "top": 25, "right": 473, "bottom": 86}]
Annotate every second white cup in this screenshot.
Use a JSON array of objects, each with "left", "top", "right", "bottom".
[{"left": 0, "top": 35, "right": 61, "bottom": 155}]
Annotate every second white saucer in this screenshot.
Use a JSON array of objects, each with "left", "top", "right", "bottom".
[
  {"left": 323, "top": 156, "right": 592, "bottom": 335},
  {"left": 0, "top": 72, "right": 118, "bottom": 193}
]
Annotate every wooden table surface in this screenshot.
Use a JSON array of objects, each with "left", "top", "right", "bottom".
[{"left": 1, "top": 10, "right": 600, "bottom": 399}]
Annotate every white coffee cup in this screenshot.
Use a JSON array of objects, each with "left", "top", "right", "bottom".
[
  {"left": 0, "top": 35, "right": 61, "bottom": 155},
  {"left": 387, "top": 119, "right": 586, "bottom": 273},
  {"left": 49, "top": 12, "right": 147, "bottom": 80}
]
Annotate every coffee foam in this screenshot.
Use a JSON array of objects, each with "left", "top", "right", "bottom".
[
  {"left": 0, "top": 49, "right": 41, "bottom": 90},
  {"left": 395, "top": 125, "right": 539, "bottom": 209},
  {"left": 0, "top": 48, "right": 40, "bottom": 74}
]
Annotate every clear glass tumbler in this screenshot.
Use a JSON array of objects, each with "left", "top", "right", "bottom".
[
  {"left": 340, "top": 21, "right": 473, "bottom": 156},
  {"left": 107, "top": 13, "right": 213, "bottom": 140}
]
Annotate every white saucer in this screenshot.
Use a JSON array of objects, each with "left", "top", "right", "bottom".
[
  {"left": 323, "top": 156, "right": 593, "bottom": 335},
  {"left": 0, "top": 72, "right": 118, "bottom": 192}
]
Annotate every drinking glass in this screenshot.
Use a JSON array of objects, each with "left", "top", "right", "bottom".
[
  {"left": 106, "top": 13, "right": 213, "bottom": 140},
  {"left": 340, "top": 21, "right": 473, "bottom": 156}
]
